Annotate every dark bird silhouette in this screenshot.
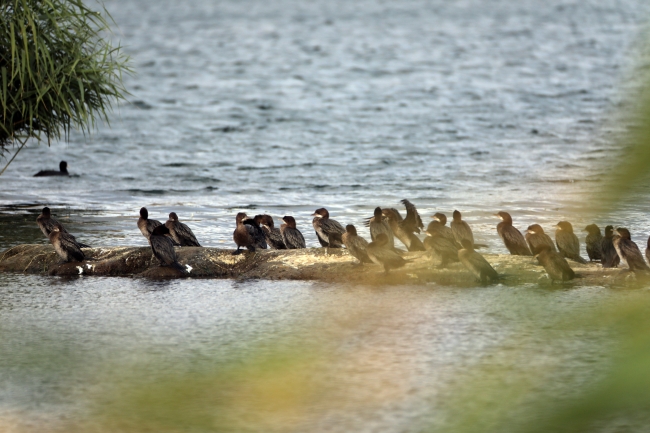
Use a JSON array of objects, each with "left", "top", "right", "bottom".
[
  {"left": 165, "top": 212, "right": 201, "bottom": 247},
  {"left": 366, "top": 233, "right": 408, "bottom": 273},
  {"left": 256, "top": 215, "right": 286, "bottom": 249},
  {"left": 428, "top": 213, "right": 457, "bottom": 243},
  {"left": 450, "top": 210, "right": 476, "bottom": 248},
  {"left": 342, "top": 225, "right": 372, "bottom": 264},
  {"left": 280, "top": 216, "right": 306, "bottom": 249},
  {"left": 233, "top": 212, "right": 260, "bottom": 254},
  {"left": 600, "top": 225, "right": 620, "bottom": 268},
  {"left": 149, "top": 225, "right": 186, "bottom": 273},
  {"left": 495, "top": 211, "right": 532, "bottom": 256},
  {"left": 535, "top": 245, "right": 575, "bottom": 282},
  {"left": 243, "top": 215, "right": 267, "bottom": 250},
  {"left": 369, "top": 207, "right": 395, "bottom": 249},
  {"left": 613, "top": 228, "right": 650, "bottom": 274},
  {"left": 138, "top": 207, "right": 163, "bottom": 240},
  {"left": 584, "top": 224, "right": 603, "bottom": 262},
  {"left": 312, "top": 208, "right": 345, "bottom": 252},
  {"left": 49, "top": 227, "right": 85, "bottom": 263},
  {"left": 525, "top": 224, "right": 557, "bottom": 255},
  {"left": 37, "top": 207, "right": 90, "bottom": 248},
  {"left": 34, "top": 160, "right": 69, "bottom": 177},
  {"left": 555, "top": 221, "right": 586, "bottom": 264},
  {"left": 381, "top": 207, "right": 426, "bottom": 252},
  {"left": 458, "top": 239, "right": 499, "bottom": 284},
  {"left": 400, "top": 199, "right": 424, "bottom": 234},
  {"left": 425, "top": 224, "right": 460, "bottom": 267}
]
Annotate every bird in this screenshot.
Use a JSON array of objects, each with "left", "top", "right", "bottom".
[
  {"left": 369, "top": 207, "right": 395, "bottom": 249},
  {"left": 34, "top": 160, "right": 69, "bottom": 177},
  {"left": 49, "top": 227, "right": 85, "bottom": 263},
  {"left": 243, "top": 215, "right": 267, "bottom": 250},
  {"left": 312, "top": 208, "right": 345, "bottom": 253},
  {"left": 165, "top": 212, "right": 201, "bottom": 247},
  {"left": 233, "top": 212, "right": 262, "bottom": 254},
  {"left": 450, "top": 210, "right": 476, "bottom": 248},
  {"left": 366, "top": 233, "right": 408, "bottom": 273},
  {"left": 584, "top": 224, "right": 603, "bottom": 262},
  {"left": 374, "top": 201, "right": 426, "bottom": 252},
  {"left": 612, "top": 228, "right": 650, "bottom": 274},
  {"left": 525, "top": 224, "right": 557, "bottom": 255},
  {"left": 342, "top": 225, "right": 372, "bottom": 264},
  {"left": 458, "top": 239, "right": 499, "bottom": 284},
  {"left": 535, "top": 245, "right": 575, "bottom": 282},
  {"left": 137, "top": 207, "right": 163, "bottom": 241},
  {"left": 36, "top": 207, "right": 90, "bottom": 248},
  {"left": 554, "top": 221, "right": 586, "bottom": 264},
  {"left": 600, "top": 225, "right": 620, "bottom": 268},
  {"left": 495, "top": 211, "right": 532, "bottom": 256},
  {"left": 280, "top": 216, "right": 306, "bottom": 249},
  {"left": 425, "top": 223, "right": 460, "bottom": 267},
  {"left": 149, "top": 225, "right": 186, "bottom": 273},
  {"left": 256, "top": 215, "right": 286, "bottom": 249},
  {"left": 400, "top": 199, "right": 424, "bottom": 234},
  {"left": 428, "top": 213, "right": 457, "bottom": 244}
]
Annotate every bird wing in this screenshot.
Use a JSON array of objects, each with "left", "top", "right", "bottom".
[{"left": 400, "top": 199, "right": 422, "bottom": 233}]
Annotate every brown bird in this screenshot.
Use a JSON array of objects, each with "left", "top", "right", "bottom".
[
  {"left": 380, "top": 205, "right": 426, "bottom": 252},
  {"left": 233, "top": 212, "right": 262, "bottom": 254},
  {"left": 280, "top": 216, "right": 306, "bottom": 249},
  {"left": 149, "top": 225, "right": 187, "bottom": 273},
  {"left": 36, "top": 207, "right": 90, "bottom": 248},
  {"left": 256, "top": 215, "right": 286, "bottom": 250},
  {"left": 450, "top": 210, "right": 476, "bottom": 248},
  {"left": 425, "top": 224, "right": 460, "bottom": 267},
  {"left": 584, "top": 224, "right": 603, "bottom": 262},
  {"left": 554, "top": 221, "right": 586, "bottom": 264},
  {"left": 600, "top": 225, "right": 620, "bottom": 268},
  {"left": 165, "top": 212, "right": 201, "bottom": 247},
  {"left": 49, "top": 227, "right": 85, "bottom": 263},
  {"left": 342, "top": 225, "right": 372, "bottom": 264},
  {"left": 525, "top": 224, "right": 557, "bottom": 255},
  {"left": 366, "top": 233, "right": 408, "bottom": 273},
  {"left": 535, "top": 245, "right": 575, "bottom": 282},
  {"left": 138, "top": 207, "right": 163, "bottom": 241},
  {"left": 495, "top": 211, "right": 531, "bottom": 256},
  {"left": 613, "top": 228, "right": 650, "bottom": 274},
  {"left": 312, "top": 208, "right": 345, "bottom": 253},
  {"left": 369, "top": 207, "right": 395, "bottom": 249},
  {"left": 458, "top": 239, "right": 499, "bottom": 284}
]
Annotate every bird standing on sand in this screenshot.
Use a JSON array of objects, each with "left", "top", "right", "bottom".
[
  {"left": 34, "top": 161, "right": 69, "bottom": 177},
  {"left": 431, "top": 213, "right": 456, "bottom": 242},
  {"left": 165, "top": 212, "right": 201, "bottom": 247},
  {"left": 458, "top": 239, "right": 499, "bottom": 283},
  {"left": 49, "top": 227, "right": 85, "bottom": 263},
  {"left": 555, "top": 221, "right": 586, "bottom": 264},
  {"left": 535, "top": 245, "right": 575, "bottom": 282},
  {"left": 369, "top": 207, "right": 395, "bottom": 249},
  {"left": 525, "top": 224, "right": 556, "bottom": 255},
  {"left": 280, "top": 216, "right": 306, "bottom": 249},
  {"left": 366, "top": 233, "right": 408, "bottom": 273},
  {"left": 342, "top": 225, "right": 372, "bottom": 264},
  {"left": 149, "top": 225, "right": 186, "bottom": 273},
  {"left": 257, "top": 215, "right": 286, "bottom": 249},
  {"left": 312, "top": 208, "right": 345, "bottom": 252},
  {"left": 425, "top": 223, "right": 460, "bottom": 267},
  {"left": 584, "top": 224, "right": 603, "bottom": 262},
  {"left": 600, "top": 225, "right": 620, "bottom": 268},
  {"left": 495, "top": 211, "right": 532, "bottom": 256},
  {"left": 612, "top": 228, "right": 650, "bottom": 274}
]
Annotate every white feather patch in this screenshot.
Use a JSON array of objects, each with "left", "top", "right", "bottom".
[{"left": 185, "top": 264, "right": 193, "bottom": 273}]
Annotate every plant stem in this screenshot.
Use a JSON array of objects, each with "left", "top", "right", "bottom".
[{"left": 0, "top": 138, "right": 28, "bottom": 176}]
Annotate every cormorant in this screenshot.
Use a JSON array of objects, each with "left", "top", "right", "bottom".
[
  {"left": 495, "top": 211, "right": 532, "bottom": 256},
  {"left": 149, "top": 225, "right": 186, "bottom": 273},
  {"left": 49, "top": 227, "right": 85, "bottom": 263},
  {"left": 366, "top": 233, "right": 408, "bottom": 273},
  {"left": 612, "top": 228, "right": 650, "bottom": 274},
  {"left": 584, "top": 224, "right": 603, "bottom": 262},
  {"left": 243, "top": 215, "right": 267, "bottom": 250},
  {"left": 600, "top": 225, "right": 620, "bottom": 268},
  {"left": 233, "top": 212, "right": 260, "bottom": 254},
  {"left": 34, "top": 161, "right": 69, "bottom": 177},
  {"left": 165, "top": 212, "right": 201, "bottom": 247},
  {"left": 256, "top": 215, "right": 286, "bottom": 249},
  {"left": 280, "top": 216, "right": 306, "bottom": 249},
  {"left": 37, "top": 207, "right": 90, "bottom": 248},
  {"left": 312, "top": 208, "right": 345, "bottom": 252},
  {"left": 342, "top": 225, "right": 372, "bottom": 264},
  {"left": 525, "top": 224, "right": 557, "bottom": 255},
  {"left": 369, "top": 207, "right": 395, "bottom": 249},
  {"left": 425, "top": 225, "right": 460, "bottom": 267},
  {"left": 458, "top": 239, "right": 499, "bottom": 283},
  {"left": 555, "top": 221, "right": 586, "bottom": 263},
  {"left": 379, "top": 204, "right": 426, "bottom": 252},
  {"left": 535, "top": 245, "right": 575, "bottom": 282},
  {"left": 450, "top": 210, "right": 476, "bottom": 248},
  {"left": 138, "top": 207, "right": 163, "bottom": 240}
]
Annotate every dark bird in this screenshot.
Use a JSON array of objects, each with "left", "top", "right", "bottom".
[
  {"left": 138, "top": 207, "right": 163, "bottom": 240},
  {"left": 555, "top": 221, "right": 586, "bottom": 264},
  {"left": 149, "top": 225, "right": 186, "bottom": 273},
  {"left": 342, "top": 225, "right": 372, "bottom": 264},
  {"left": 49, "top": 227, "right": 85, "bottom": 263},
  {"left": 613, "top": 228, "right": 650, "bottom": 274},
  {"left": 458, "top": 239, "right": 499, "bottom": 283},
  {"left": 450, "top": 210, "right": 475, "bottom": 248},
  {"left": 243, "top": 215, "right": 268, "bottom": 250},
  {"left": 165, "top": 212, "right": 201, "bottom": 247},
  {"left": 425, "top": 224, "right": 460, "bottom": 267},
  {"left": 495, "top": 211, "right": 532, "bottom": 256},
  {"left": 36, "top": 207, "right": 89, "bottom": 248},
  {"left": 369, "top": 207, "right": 395, "bottom": 249},
  {"left": 400, "top": 199, "right": 424, "bottom": 234},
  {"left": 584, "top": 224, "right": 603, "bottom": 262},
  {"left": 34, "top": 160, "right": 69, "bottom": 177},
  {"left": 312, "top": 208, "right": 345, "bottom": 252},
  {"left": 380, "top": 207, "right": 426, "bottom": 252},
  {"left": 429, "top": 213, "right": 457, "bottom": 243},
  {"left": 535, "top": 245, "right": 575, "bottom": 282},
  {"left": 233, "top": 212, "right": 261, "bottom": 254},
  {"left": 525, "top": 224, "right": 557, "bottom": 255},
  {"left": 366, "top": 233, "right": 408, "bottom": 273},
  {"left": 280, "top": 216, "right": 306, "bottom": 249},
  {"left": 256, "top": 215, "right": 286, "bottom": 249},
  {"left": 600, "top": 225, "right": 620, "bottom": 268}
]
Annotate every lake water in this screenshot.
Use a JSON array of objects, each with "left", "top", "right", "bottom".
[{"left": 1, "top": 0, "right": 650, "bottom": 431}]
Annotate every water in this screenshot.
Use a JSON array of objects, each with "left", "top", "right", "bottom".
[{"left": 1, "top": 0, "right": 650, "bottom": 430}]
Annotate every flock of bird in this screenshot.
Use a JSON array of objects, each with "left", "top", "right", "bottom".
[{"left": 32, "top": 198, "right": 650, "bottom": 283}]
